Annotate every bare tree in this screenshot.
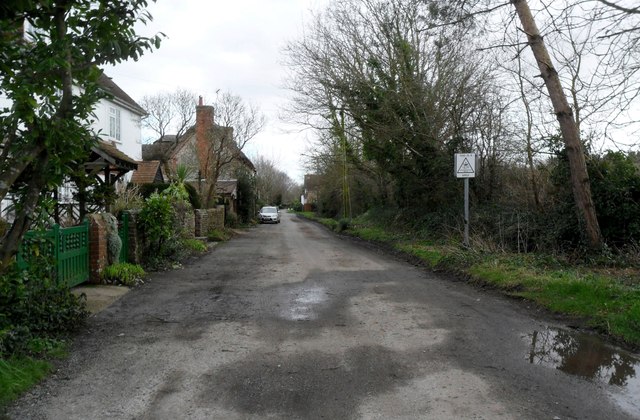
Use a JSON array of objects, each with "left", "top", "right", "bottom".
[
  {"left": 212, "top": 91, "right": 265, "bottom": 154},
  {"left": 539, "top": 2, "right": 640, "bottom": 147},
  {"left": 595, "top": 0, "right": 639, "bottom": 14},
  {"left": 284, "top": 0, "right": 511, "bottom": 210},
  {"left": 254, "top": 156, "right": 298, "bottom": 205},
  {"left": 139, "top": 88, "right": 197, "bottom": 142},
  {"left": 199, "top": 91, "right": 265, "bottom": 206},
  {"left": 511, "top": 0, "right": 602, "bottom": 247}
]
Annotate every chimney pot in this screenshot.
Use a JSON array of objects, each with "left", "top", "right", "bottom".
[{"left": 198, "top": 95, "right": 203, "bottom": 106}]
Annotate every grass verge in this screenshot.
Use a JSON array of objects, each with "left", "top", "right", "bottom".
[
  {"left": 297, "top": 212, "right": 640, "bottom": 348},
  {"left": 0, "top": 339, "right": 70, "bottom": 410},
  {"left": 0, "top": 357, "right": 51, "bottom": 409}
]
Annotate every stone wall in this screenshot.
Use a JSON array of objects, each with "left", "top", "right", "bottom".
[
  {"left": 194, "top": 206, "right": 225, "bottom": 237},
  {"left": 173, "top": 202, "right": 195, "bottom": 239},
  {"left": 194, "top": 209, "right": 208, "bottom": 237},
  {"left": 87, "top": 214, "right": 107, "bottom": 284},
  {"left": 209, "top": 206, "right": 225, "bottom": 231}
]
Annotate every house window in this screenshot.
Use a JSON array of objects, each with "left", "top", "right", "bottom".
[{"left": 109, "top": 107, "right": 121, "bottom": 141}]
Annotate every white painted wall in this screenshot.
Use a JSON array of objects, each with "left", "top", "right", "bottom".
[
  {"left": 92, "top": 98, "right": 143, "bottom": 161},
  {"left": 1, "top": 88, "right": 143, "bottom": 162},
  {"left": 0, "top": 81, "right": 144, "bottom": 221}
]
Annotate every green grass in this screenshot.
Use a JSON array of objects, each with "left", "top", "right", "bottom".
[
  {"left": 207, "top": 229, "right": 231, "bottom": 242},
  {"left": 0, "top": 357, "right": 51, "bottom": 409},
  {"left": 351, "top": 226, "right": 397, "bottom": 242},
  {"left": 297, "top": 212, "right": 339, "bottom": 230},
  {"left": 462, "top": 256, "right": 640, "bottom": 346},
  {"left": 182, "top": 238, "right": 208, "bottom": 252},
  {"left": 395, "top": 242, "right": 444, "bottom": 267},
  {"left": 463, "top": 255, "right": 640, "bottom": 344},
  {"left": 102, "top": 262, "right": 146, "bottom": 286}
]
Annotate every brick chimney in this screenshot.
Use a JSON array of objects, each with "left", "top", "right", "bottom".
[{"left": 196, "top": 96, "right": 214, "bottom": 177}]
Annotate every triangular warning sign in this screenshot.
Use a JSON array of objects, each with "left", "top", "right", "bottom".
[{"left": 458, "top": 158, "right": 474, "bottom": 174}]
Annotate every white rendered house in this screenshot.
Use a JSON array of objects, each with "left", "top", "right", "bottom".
[
  {"left": 93, "top": 74, "right": 146, "bottom": 164},
  {"left": 1, "top": 73, "right": 146, "bottom": 223}
]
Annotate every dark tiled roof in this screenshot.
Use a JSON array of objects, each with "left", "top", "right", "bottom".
[
  {"left": 159, "top": 135, "right": 178, "bottom": 143},
  {"left": 98, "top": 73, "right": 147, "bottom": 116},
  {"left": 131, "top": 160, "right": 164, "bottom": 184}
]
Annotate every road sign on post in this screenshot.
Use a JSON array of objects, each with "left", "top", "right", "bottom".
[
  {"left": 455, "top": 153, "right": 476, "bottom": 178},
  {"left": 455, "top": 153, "right": 476, "bottom": 247}
]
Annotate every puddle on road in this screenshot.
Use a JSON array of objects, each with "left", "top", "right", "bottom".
[
  {"left": 527, "top": 328, "right": 639, "bottom": 386},
  {"left": 526, "top": 327, "right": 640, "bottom": 415},
  {"left": 280, "top": 286, "right": 328, "bottom": 321}
]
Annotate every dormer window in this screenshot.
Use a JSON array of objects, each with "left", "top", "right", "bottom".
[{"left": 109, "top": 107, "right": 121, "bottom": 141}]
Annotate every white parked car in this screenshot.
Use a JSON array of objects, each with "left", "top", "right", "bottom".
[{"left": 258, "top": 206, "right": 280, "bottom": 224}]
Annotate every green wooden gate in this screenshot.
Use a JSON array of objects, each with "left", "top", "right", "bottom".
[{"left": 17, "top": 220, "right": 90, "bottom": 287}]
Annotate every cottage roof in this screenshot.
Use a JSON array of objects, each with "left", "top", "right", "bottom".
[
  {"left": 141, "top": 129, "right": 196, "bottom": 162},
  {"left": 216, "top": 179, "right": 239, "bottom": 200},
  {"left": 216, "top": 179, "right": 237, "bottom": 195},
  {"left": 93, "top": 140, "right": 138, "bottom": 169},
  {"left": 98, "top": 73, "right": 147, "bottom": 116},
  {"left": 141, "top": 121, "right": 255, "bottom": 174},
  {"left": 235, "top": 148, "right": 256, "bottom": 172},
  {"left": 131, "top": 160, "right": 164, "bottom": 184},
  {"left": 83, "top": 140, "right": 138, "bottom": 177},
  {"left": 142, "top": 140, "right": 175, "bottom": 161}
]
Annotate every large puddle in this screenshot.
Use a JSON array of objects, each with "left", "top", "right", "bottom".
[{"left": 526, "top": 327, "right": 640, "bottom": 415}]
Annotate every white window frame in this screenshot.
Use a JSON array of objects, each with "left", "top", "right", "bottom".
[{"left": 109, "top": 106, "right": 121, "bottom": 141}]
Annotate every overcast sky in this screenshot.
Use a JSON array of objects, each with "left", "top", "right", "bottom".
[{"left": 105, "top": 0, "right": 328, "bottom": 184}]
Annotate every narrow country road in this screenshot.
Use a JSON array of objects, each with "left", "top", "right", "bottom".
[{"left": 8, "top": 212, "right": 640, "bottom": 419}]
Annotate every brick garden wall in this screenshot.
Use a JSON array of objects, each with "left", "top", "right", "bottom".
[{"left": 88, "top": 206, "right": 224, "bottom": 282}]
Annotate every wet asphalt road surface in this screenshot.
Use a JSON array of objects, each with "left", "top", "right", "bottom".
[{"left": 8, "top": 212, "right": 640, "bottom": 419}]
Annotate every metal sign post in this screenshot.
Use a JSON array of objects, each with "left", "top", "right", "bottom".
[{"left": 454, "top": 153, "right": 476, "bottom": 247}]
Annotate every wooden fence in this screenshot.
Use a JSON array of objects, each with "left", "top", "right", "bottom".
[
  {"left": 16, "top": 213, "right": 130, "bottom": 287},
  {"left": 16, "top": 220, "right": 90, "bottom": 287}
]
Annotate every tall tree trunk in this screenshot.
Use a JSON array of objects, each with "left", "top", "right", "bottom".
[
  {"left": 0, "top": 152, "right": 50, "bottom": 270},
  {"left": 512, "top": 0, "right": 602, "bottom": 248}
]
